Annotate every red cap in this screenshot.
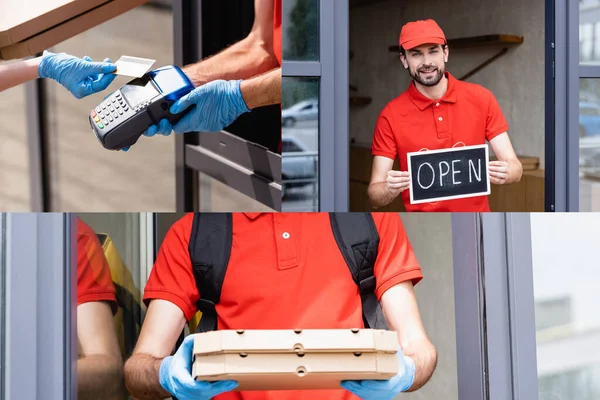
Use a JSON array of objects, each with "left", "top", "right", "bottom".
[{"left": 399, "top": 19, "right": 446, "bottom": 50}]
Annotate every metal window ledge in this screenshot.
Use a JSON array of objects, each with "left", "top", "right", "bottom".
[{"left": 185, "top": 132, "right": 282, "bottom": 210}]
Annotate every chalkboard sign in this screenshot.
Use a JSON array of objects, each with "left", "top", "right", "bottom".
[{"left": 407, "top": 144, "right": 490, "bottom": 204}]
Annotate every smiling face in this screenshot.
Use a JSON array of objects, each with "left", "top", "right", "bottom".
[{"left": 400, "top": 43, "right": 449, "bottom": 87}]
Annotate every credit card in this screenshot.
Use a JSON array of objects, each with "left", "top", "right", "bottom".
[{"left": 113, "top": 55, "right": 156, "bottom": 77}]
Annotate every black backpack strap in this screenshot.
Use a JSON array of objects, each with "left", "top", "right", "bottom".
[
  {"left": 329, "top": 213, "right": 389, "bottom": 330},
  {"left": 188, "top": 213, "right": 233, "bottom": 333}
]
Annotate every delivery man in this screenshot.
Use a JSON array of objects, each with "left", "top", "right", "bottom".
[
  {"left": 123, "top": 212, "right": 438, "bottom": 400},
  {"left": 0, "top": 51, "right": 116, "bottom": 97},
  {"left": 126, "top": 0, "right": 282, "bottom": 151},
  {"left": 77, "top": 218, "right": 126, "bottom": 400},
  {"left": 368, "top": 19, "right": 523, "bottom": 212}
]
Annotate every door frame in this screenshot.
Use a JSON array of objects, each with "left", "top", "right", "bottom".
[
  {"left": 451, "top": 213, "right": 540, "bottom": 399},
  {"left": 552, "top": 0, "right": 580, "bottom": 211},
  {"left": 2, "top": 213, "right": 77, "bottom": 400}
]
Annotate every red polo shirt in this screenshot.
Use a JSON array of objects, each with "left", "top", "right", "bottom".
[
  {"left": 144, "top": 212, "right": 423, "bottom": 400},
  {"left": 273, "top": 0, "right": 282, "bottom": 66},
  {"left": 77, "top": 218, "right": 117, "bottom": 314},
  {"left": 372, "top": 72, "right": 508, "bottom": 212}
]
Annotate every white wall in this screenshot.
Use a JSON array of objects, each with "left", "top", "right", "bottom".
[{"left": 349, "top": 0, "right": 545, "bottom": 164}]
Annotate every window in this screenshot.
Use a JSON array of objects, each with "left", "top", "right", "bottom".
[
  {"left": 282, "top": 0, "right": 321, "bottom": 212},
  {"left": 282, "top": 77, "right": 319, "bottom": 211},
  {"left": 531, "top": 213, "right": 600, "bottom": 400}
]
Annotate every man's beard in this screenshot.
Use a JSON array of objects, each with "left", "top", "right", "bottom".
[{"left": 409, "top": 65, "right": 444, "bottom": 87}]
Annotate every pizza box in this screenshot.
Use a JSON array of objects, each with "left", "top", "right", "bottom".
[
  {"left": 193, "top": 329, "right": 399, "bottom": 356},
  {"left": 192, "top": 352, "right": 398, "bottom": 391}
]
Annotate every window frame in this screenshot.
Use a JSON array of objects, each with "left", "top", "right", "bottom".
[
  {"left": 451, "top": 213, "right": 540, "bottom": 400},
  {"left": 2, "top": 213, "right": 77, "bottom": 399},
  {"left": 282, "top": 0, "right": 349, "bottom": 211}
]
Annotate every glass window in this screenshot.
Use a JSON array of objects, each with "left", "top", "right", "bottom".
[
  {"left": 581, "top": 1, "right": 600, "bottom": 64},
  {"left": 0, "top": 82, "right": 31, "bottom": 210},
  {"left": 282, "top": 0, "right": 320, "bottom": 61},
  {"left": 578, "top": 79, "right": 600, "bottom": 211},
  {"left": 45, "top": 5, "right": 175, "bottom": 211},
  {"left": 282, "top": 77, "right": 319, "bottom": 212},
  {"left": 531, "top": 213, "right": 600, "bottom": 400},
  {"left": 75, "top": 213, "right": 152, "bottom": 399}
]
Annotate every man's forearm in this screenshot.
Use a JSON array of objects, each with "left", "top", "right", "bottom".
[
  {"left": 78, "top": 354, "right": 125, "bottom": 400},
  {"left": 507, "top": 158, "right": 523, "bottom": 184},
  {"left": 368, "top": 182, "right": 401, "bottom": 208},
  {"left": 0, "top": 57, "right": 41, "bottom": 92},
  {"left": 240, "top": 68, "right": 281, "bottom": 110},
  {"left": 183, "top": 33, "right": 279, "bottom": 87},
  {"left": 404, "top": 339, "right": 438, "bottom": 392},
  {"left": 124, "top": 353, "right": 171, "bottom": 400}
]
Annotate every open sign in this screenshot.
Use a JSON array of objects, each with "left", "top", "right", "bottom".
[{"left": 407, "top": 144, "right": 490, "bottom": 204}]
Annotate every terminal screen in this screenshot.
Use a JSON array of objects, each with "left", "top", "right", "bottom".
[{"left": 120, "top": 78, "right": 159, "bottom": 108}]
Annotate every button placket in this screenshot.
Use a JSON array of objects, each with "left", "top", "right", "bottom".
[
  {"left": 274, "top": 215, "right": 299, "bottom": 270},
  {"left": 434, "top": 102, "right": 450, "bottom": 138}
]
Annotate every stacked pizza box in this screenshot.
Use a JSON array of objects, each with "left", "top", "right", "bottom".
[{"left": 192, "top": 328, "right": 399, "bottom": 391}]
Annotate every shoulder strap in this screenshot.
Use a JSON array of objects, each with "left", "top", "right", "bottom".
[
  {"left": 188, "top": 213, "right": 233, "bottom": 333},
  {"left": 329, "top": 213, "right": 389, "bottom": 330}
]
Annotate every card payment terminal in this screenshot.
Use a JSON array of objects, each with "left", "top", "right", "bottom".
[{"left": 89, "top": 65, "right": 195, "bottom": 150}]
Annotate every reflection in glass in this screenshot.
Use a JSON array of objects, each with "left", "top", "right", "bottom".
[
  {"left": 282, "top": 0, "right": 320, "bottom": 61},
  {"left": 76, "top": 217, "right": 126, "bottom": 400},
  {"left": 76, "top": 213, "right": 149, "bottom": 399},
  {"left": 580, "top": 0, "right": 600, "bottom": 64},
  {"left": 578, "top": 79, "right": 600, "bottom": 211},
  {"left": 282, "top": 77, "right": 319, "bottom": 211},
  {"left": 531, "top": 214, "right": 600, "bottom": 400}
]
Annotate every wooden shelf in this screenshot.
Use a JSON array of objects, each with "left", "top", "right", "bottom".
[
  {"left": 388, "top": 33, "right": 524, "bottom": 81},
  {"left": 350, "top": 96, "right": 372, "bottom": 106},
  {"left": 388, "top": 34, "right": 524, "bottom": 53}
]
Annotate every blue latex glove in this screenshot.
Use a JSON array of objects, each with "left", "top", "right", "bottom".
[
  {"left": 340, "top": 349, "right": 416, "bottom": 400},
  {"left": 159, "top": 334, "right": 238, "bottom": 400},
  {"left": 38, "top": 50, "right": 116, "bottom": 99},
  {"left": 170, "top": 79, "right": 250, "bottom": 134},
  {"left": 121, "top": 79, "right": 249, "bottom": 152}
]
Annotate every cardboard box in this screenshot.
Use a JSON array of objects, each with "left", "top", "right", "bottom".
[
  {"left": 192, "top": 352, "right": 398, "bottom": 391},
  {"left": 191, "top": 329, "right": 400, "bottom": 391},
  {"left": 193, "top": 329, "right": 399, "bottom": 356},
  {"left": 0, "top": 0, "right": 149, "bottom": 60}
]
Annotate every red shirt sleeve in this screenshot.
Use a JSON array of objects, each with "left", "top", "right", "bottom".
[
  {"left": 371, "top": 213, "right": 423, "bottom": 300},
  {"left": 484, "top": 88, "right": 509, "bottom": 141},
  {"left": 77, "top": 219, "right": 117, "bottom": 315},
  {"left": 372, "top": 104, "right": 398, "bottom": 160},
  {"left": 273, "top": 0, "right": 282, "bottom": 66},
  {"left": 143, "top": 213, "right": 199, "bottom": 321}
]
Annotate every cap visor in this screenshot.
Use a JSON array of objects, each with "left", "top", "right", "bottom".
[{"left": 401, "top": 37, "right": 446, "bottom": 50}]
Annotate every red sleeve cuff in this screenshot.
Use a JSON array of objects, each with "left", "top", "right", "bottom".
[
  {"left": 372, "top": 150, "right": 396, "bottom": 160},
  {"left": 77, "top": 292, "right": 118, "bottom": 315},
  {"left": 143, "top": 289, "right": 197, "bottom": 321},
  {"left": 375, "top": 267, "right": 423, "bottom": 301},
  {"left": 487, "top": 125, "right": 508, "bottom": 141}
]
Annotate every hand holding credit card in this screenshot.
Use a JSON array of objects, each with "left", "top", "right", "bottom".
[{"left": 113, "top": 55, "right": 156, "bottom": 77}]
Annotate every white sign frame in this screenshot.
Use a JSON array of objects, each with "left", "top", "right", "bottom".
[{"left": 407, "top": 144, "right": 491, "bottom": 205}]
